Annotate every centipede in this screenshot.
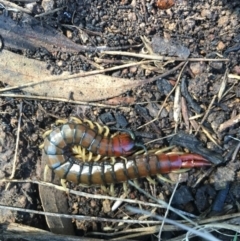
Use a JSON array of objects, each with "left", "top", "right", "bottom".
[
  {"left": 42, "top": 117, "right": 145, "bottom": 162},
  {"left": 42, "top": 150, "right": 211, "bottom": 186}
]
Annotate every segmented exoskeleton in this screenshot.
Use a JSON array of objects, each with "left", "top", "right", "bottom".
[
  {"left": 42, "top": 117, "right": 145, "bottom": 162},
  {"left": 43, "top": 150, "right": 211, "bottom": 186}
]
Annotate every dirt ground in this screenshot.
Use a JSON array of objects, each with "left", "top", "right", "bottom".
[{"left": 0, "top": 0, "right": 240, "bottom": 240}]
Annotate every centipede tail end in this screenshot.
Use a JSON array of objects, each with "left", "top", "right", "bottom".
[{"left": 179, "top": 154, "right": 212, "bottom": 168}]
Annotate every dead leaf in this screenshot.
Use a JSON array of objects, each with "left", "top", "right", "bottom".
[{"left": 0, "top": 50, "right": 146, "bottom": 101}]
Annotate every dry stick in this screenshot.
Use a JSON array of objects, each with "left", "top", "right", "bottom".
[
  {"left": 137, "top": 61, "right": 188, "bottom": 130},
  {"left": 102, "top": 51, "right": 229, "bottom": 62},
  {"left": 0, "top": 94, "right": 131, "bottom": 110},
  {"left": 158, "top": 177, "right": 180, "bottom": 240},
  {"left": 5, "top": 102, "right": 23, "bottom": 190},
  {"left": 0, "top": 204, "right": 161, "bottom": 225}
]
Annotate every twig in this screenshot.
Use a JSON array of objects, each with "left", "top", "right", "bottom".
[
  {"left": 5, "top": 102, "right": 23, "bottom": 190},
  {"left": 0, "top": 94, "right": 131, "bottom": 110},
  {"left": 102, "top": 51, "right": 229, "bottom": 62}
]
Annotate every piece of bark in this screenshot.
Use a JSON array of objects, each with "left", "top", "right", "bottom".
[
  {"left": 0, "top": 222, "right": 104, "bottom": 241},
  {"left": 38, "top": 151, "right": 75, "bottom": 235}
]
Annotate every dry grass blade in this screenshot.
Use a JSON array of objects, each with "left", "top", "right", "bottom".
[{"left": 5, "top": 102, "right": 22, "bottom": 190}]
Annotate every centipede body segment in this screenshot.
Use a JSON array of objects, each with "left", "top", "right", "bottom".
[
  {"left": 43, "top": 151, "right": 211, "bottom": 186},
  {"left": 42, "top": 117, "right": 142, "bottom": 161}
]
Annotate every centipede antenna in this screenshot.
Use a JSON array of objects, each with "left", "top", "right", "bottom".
[{"left": 135, "top": 143, "right": 148, "bottom": 154}]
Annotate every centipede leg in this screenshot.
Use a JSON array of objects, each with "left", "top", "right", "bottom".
[
  {"left": 109, "top": 184, "right": 115, "bottom": 196},
  {"left": 83, "top": 119, "right": 95, "bottom": 129},
  {"left": 146, "top": 177, "right": 156, "bottom": 185},
  {"left": 60, "top": 179, "right": 69, "bottom": 192},
  {"left": 102, "top": 126, "right": 110, "bottom": 137},
  {"left": 95, "top": 122, "right": 110, "bottom": 137},
  {"left": 101, "top": 185, "right": 108, "bottom": 193},
  {"left": 123, "top": 182, "right": 128, "bottom": 193},
  {"left": 156, "top": 174, "right": 174, "bottom": 184},
  {"left": 69, "top": 117, "right": 83, "bottom": 124},
  {"left": 93, "top": 122, "right": 104, "bottom": 134},
  {"left": 55, "top": 119, "right": 68, "bottom": 125},
  {"left": 93, "top": 154, "right": 101, "bottom": 161},
  {"left": 43, "top": 165, "right": 50, "bottom": 182},
  {"left": 100, "top": 184, "right": 116, "bottom": 196},
  {"left": 42, "top": 130, "right": 53, "bottom": 139},
  {"left": 172, "top": 168, "right": 190, "bottom": 173}
]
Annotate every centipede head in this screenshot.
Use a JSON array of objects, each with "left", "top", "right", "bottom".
[{"left": 114, "top": 133, "right": 136, "bottom": 156}]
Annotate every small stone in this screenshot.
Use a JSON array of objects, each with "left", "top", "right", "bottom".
[{"left": 217, "top": 41, "right": 226, "bottom": 51}]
